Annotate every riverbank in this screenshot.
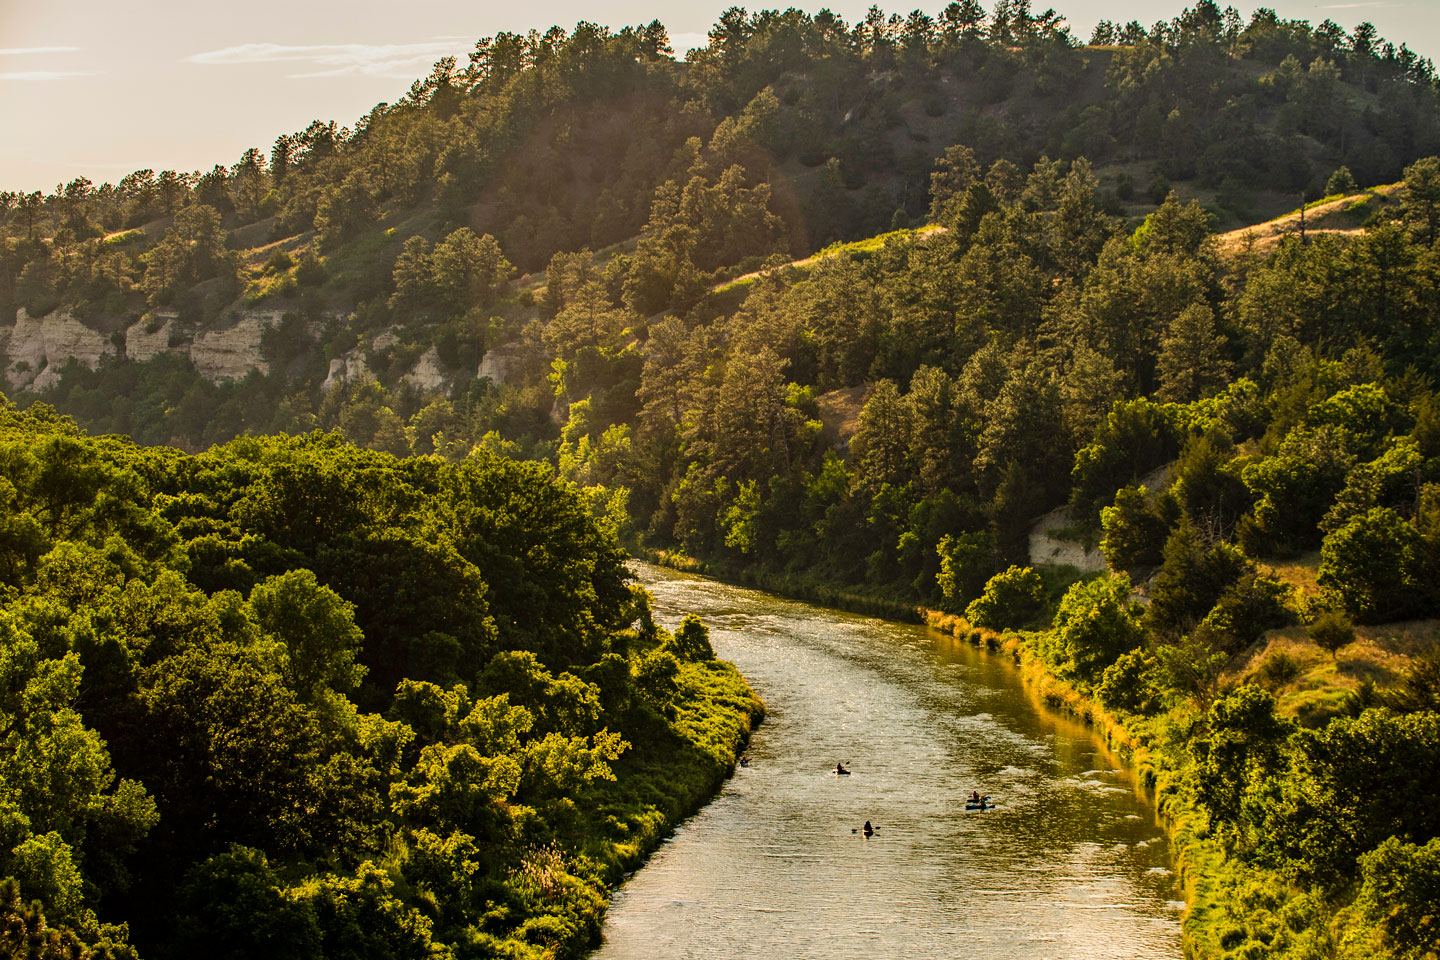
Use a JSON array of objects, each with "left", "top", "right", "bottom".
[
  {"left": 923, "top": 610, "right": 1226, "bottom": 959},
  {"left": 601, "top": 563, "right": 1185, "bottom": 959},
  {"left": 574, "top": 656, "right": 764, "bottom": 956},
  {"left": 919, "top": 610, "right": 1407, "bottom": 960},
  {"left": 628, "top": 556, "right": 1398, "bottom": 958}
]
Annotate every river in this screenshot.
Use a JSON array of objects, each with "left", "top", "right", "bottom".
[{"left": 592, "top": 564, "right": 1184, "bottom": 960}]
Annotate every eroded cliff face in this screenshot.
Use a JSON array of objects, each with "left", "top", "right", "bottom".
[
  {"left": 1028, "top": 506, "right": 1107, "bottom": 574},
  {"left": 1, "top": 308, "right": 117, "bottom": 392},
  {"left": 322, "top": 352, "right": 372, "bottom": 392},
  {"left": 402, "top": 346, "right": 449, "bottom": 393},
  {"left": 124, "top": 313, "right": 181, "bottom": 364},
  {"left": 3, "top": 306, "right": 460, "bottom": 397},
  {"left": 188, "top": 312, "right": 276, "bottom": 380}
]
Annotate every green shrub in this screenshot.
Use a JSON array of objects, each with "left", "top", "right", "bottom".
[
  {"left": 1098, "top": 649, "right": 1162, "bottom": 715},
  {"left": 1050, "top": 573, "right": 1145, "bottom": 683},
  {"left": 965, "top": 565, "right": 1045, "bottom": 630},
  {"left": 668, "top": 614, "right": 715, "bottom": 662},
  {"left": 1309, "top": 610, "right": 1355, "bottom": 656},
  {"left": 1258, "top": 650, "right": 1301, "bottom": 689},
  {"left": 1357, "top": 836, "right": 1440, "bottom": 960}
]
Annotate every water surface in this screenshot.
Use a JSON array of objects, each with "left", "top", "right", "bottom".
[{"left": 594, "top": 565, "right": 1183, "bottom": 960}]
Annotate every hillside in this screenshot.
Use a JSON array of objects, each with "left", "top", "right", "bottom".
[
  {"left": 3, "top": 3, "right": 1440, "bottom": 454},
  {"left": 4, "top": 5, "right": 1440, "bottom": 958},
  {"left": 1215, "top": 182, "right": 1405, "bottom": 254}
]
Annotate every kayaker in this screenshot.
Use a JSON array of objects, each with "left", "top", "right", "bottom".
[
  {"left": 836, "top": 762, "right": 849, "bottom": 775},
  {"left": 969, "top": 789, "right": 981, "bottom": 804},
  {"left": 863, "top": 820, "right": 874, "bottom": 838}
]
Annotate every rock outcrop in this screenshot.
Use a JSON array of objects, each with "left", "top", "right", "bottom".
[
  {"left": 124, "top": 312, "right": 181, "bottom": 363},
  {"left": 4, "top": 305, "right": 463, "bottom": 397},
  {"left": 1028, "top": 506, "right": 1107, "bottom": 573},
  {"left": 477, "top": 344, "right": 524, "bottom": 386},
  {"left": 322, "top": 351, "right": 373, "bottom": 392},
  {"left": 1, "top": 308, "right": 117, "bottom": 391},
  {"left": 189, "top": 312, "right": 277, "bottom": 381},
  {"left": 402, "top": 346, "right": 449, "bottom": 393}
]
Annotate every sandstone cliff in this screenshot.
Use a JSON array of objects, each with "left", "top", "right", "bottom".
[
  {"left": 5, "top": 306, "right": 457, "bottom": 397},
  {"left": 1, "top": 308, "right": 116, "bottom": 392}
]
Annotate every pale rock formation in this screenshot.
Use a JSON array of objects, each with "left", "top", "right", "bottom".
[
  {"left": 477, "top": 344, "right": 522, "bottom": 386},
  {"left": 322, "top": 351, "right": 372, "bottom": 392},
  {"left": 402, "top": 346, "right": 449, "bottom": 393},
  {"left": 1, "top": 307, "right": 116, "bottom": 392},
  {"left": 1028, "top": 506, "right": 1107, "bottom": 574},
  {"left": 125, "top": 312, "right": 181, "bottom": 363},
  {"left": 189, "top": 311, "right": 278, "bottom": 381}
]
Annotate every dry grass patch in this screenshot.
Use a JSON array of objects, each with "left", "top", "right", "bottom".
[
  {"left": 1232, "top": 619, "right": 1440, "bottom": 726},
  {"left": 1258, "top": 550, "right": 1322, "bottom": 601}
]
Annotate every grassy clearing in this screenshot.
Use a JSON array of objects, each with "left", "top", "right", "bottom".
[
  {"left": 1215, "top": 183, "right": 1402, "bottom": 256},
  {"left": 710, "top": 224, "right": 946, "bottom": 293},
  {"left": 1258, "top": 550, "right": 1322, "bottom": 602},
  {"left": 1235, "top": 620, "right": 1440, "bottom": 727}
]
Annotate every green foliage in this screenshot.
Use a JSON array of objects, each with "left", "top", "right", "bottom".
[
  {"left": 173, "top": 846, "right": 321, "bottom": 960},
  {"left": 668, "top": 614, "right": 716, "bottom": 662},
  {"left": 1046, "top": 573, "right": 1145, "bottom": 684},
  {"left": 1146, "top": 520, "right": 1252, "bottom": 638},
  {"left": 1097, "top": 648, "right": 1162, "bottom": 716},
  {"left": 1190, "top": 685, "right": 1294, "bottom": 831},
  {"left": 935, "top": 531, "right": 993, "bottom": 612},
  {"left": 1357, "top": 836, "right": 1440, "bottom": 960},
  {"left": 1071, "top": 399, "right": 1179, "bottom": 529},
  {"left": 0, "top": 403, "right": 760, "bottom": 959},
  {"left": 1266, "top": 709, "right": 1440, "bottom": 883},
  {"left": 248, "top": 568, "right": 366, "bottom": 699},
  {"left": 1319, "top": 507, "right": 1430, "bottom": 623},
  {"left": 1326, "top": 166, "right": 1358, "bottom": 195},
  {"left": 1099, "top": 484, "right": 1174, "bottom": 576},
  {"left": 1309, "top": 610, "right": 1357, "bottom": 656},
  {"left": 965, "top": 565, "right": 1045, "bottom": 630}
]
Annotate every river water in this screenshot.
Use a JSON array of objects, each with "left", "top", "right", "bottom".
[{"left": 592, "top": 564, "right": 1184, "bottom": 960}]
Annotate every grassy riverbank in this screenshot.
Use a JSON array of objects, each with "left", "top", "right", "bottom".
[
  {"left": 925, "top": 610, "right": 1223, "bottom": 955},
  {"left": 921, "top": 609, "right": 1419, "bottom": 960}
]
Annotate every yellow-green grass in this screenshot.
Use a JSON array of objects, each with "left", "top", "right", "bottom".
[
  {"left": 1258, "top": 550, "right": 1322, "bottom": 601},
  {"left": 710, "top": 224, "right": 946, "bottom": 293},
  {"left": 1233, "top": 619, "right": 1439, "bottom": 727}
]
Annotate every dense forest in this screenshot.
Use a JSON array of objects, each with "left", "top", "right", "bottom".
[
  {"left": 0, "top": 404, "right": 761, "bottom": 958},
  {"left": 5, "top": 1, "right": 1440, "bottom": 958}
]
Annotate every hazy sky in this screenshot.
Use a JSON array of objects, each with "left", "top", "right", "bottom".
[{"left": 2, "top": 0, "right": 1437, "bottom": 193}]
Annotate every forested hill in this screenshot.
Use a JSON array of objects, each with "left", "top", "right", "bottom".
[{"left": 2, "top": 3, "right": 1440, "bottom": 454}]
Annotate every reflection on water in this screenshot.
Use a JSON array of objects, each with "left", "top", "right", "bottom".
[{"left": 592, "top": 565, "right": 1182, "bottom": 960}]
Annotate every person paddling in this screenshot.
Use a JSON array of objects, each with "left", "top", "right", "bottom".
[
  {"left": 836, "top": 762, "right": 850, "bottom": 775},
  {"left": 862, "top": 820, "right": 874, "bottom": 838}
]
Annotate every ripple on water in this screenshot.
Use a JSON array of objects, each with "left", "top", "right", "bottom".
[{"left": 594, "top": 565, "right": 1182, "bottom": 960}]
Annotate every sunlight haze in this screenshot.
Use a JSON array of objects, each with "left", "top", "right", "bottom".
[{"left": 2, "top": 0, "right": 1437, "bottom": 192}]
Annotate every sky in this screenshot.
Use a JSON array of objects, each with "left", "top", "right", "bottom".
[{"left": 2, "top": 0, "right": 1438, "bottom": 194}]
